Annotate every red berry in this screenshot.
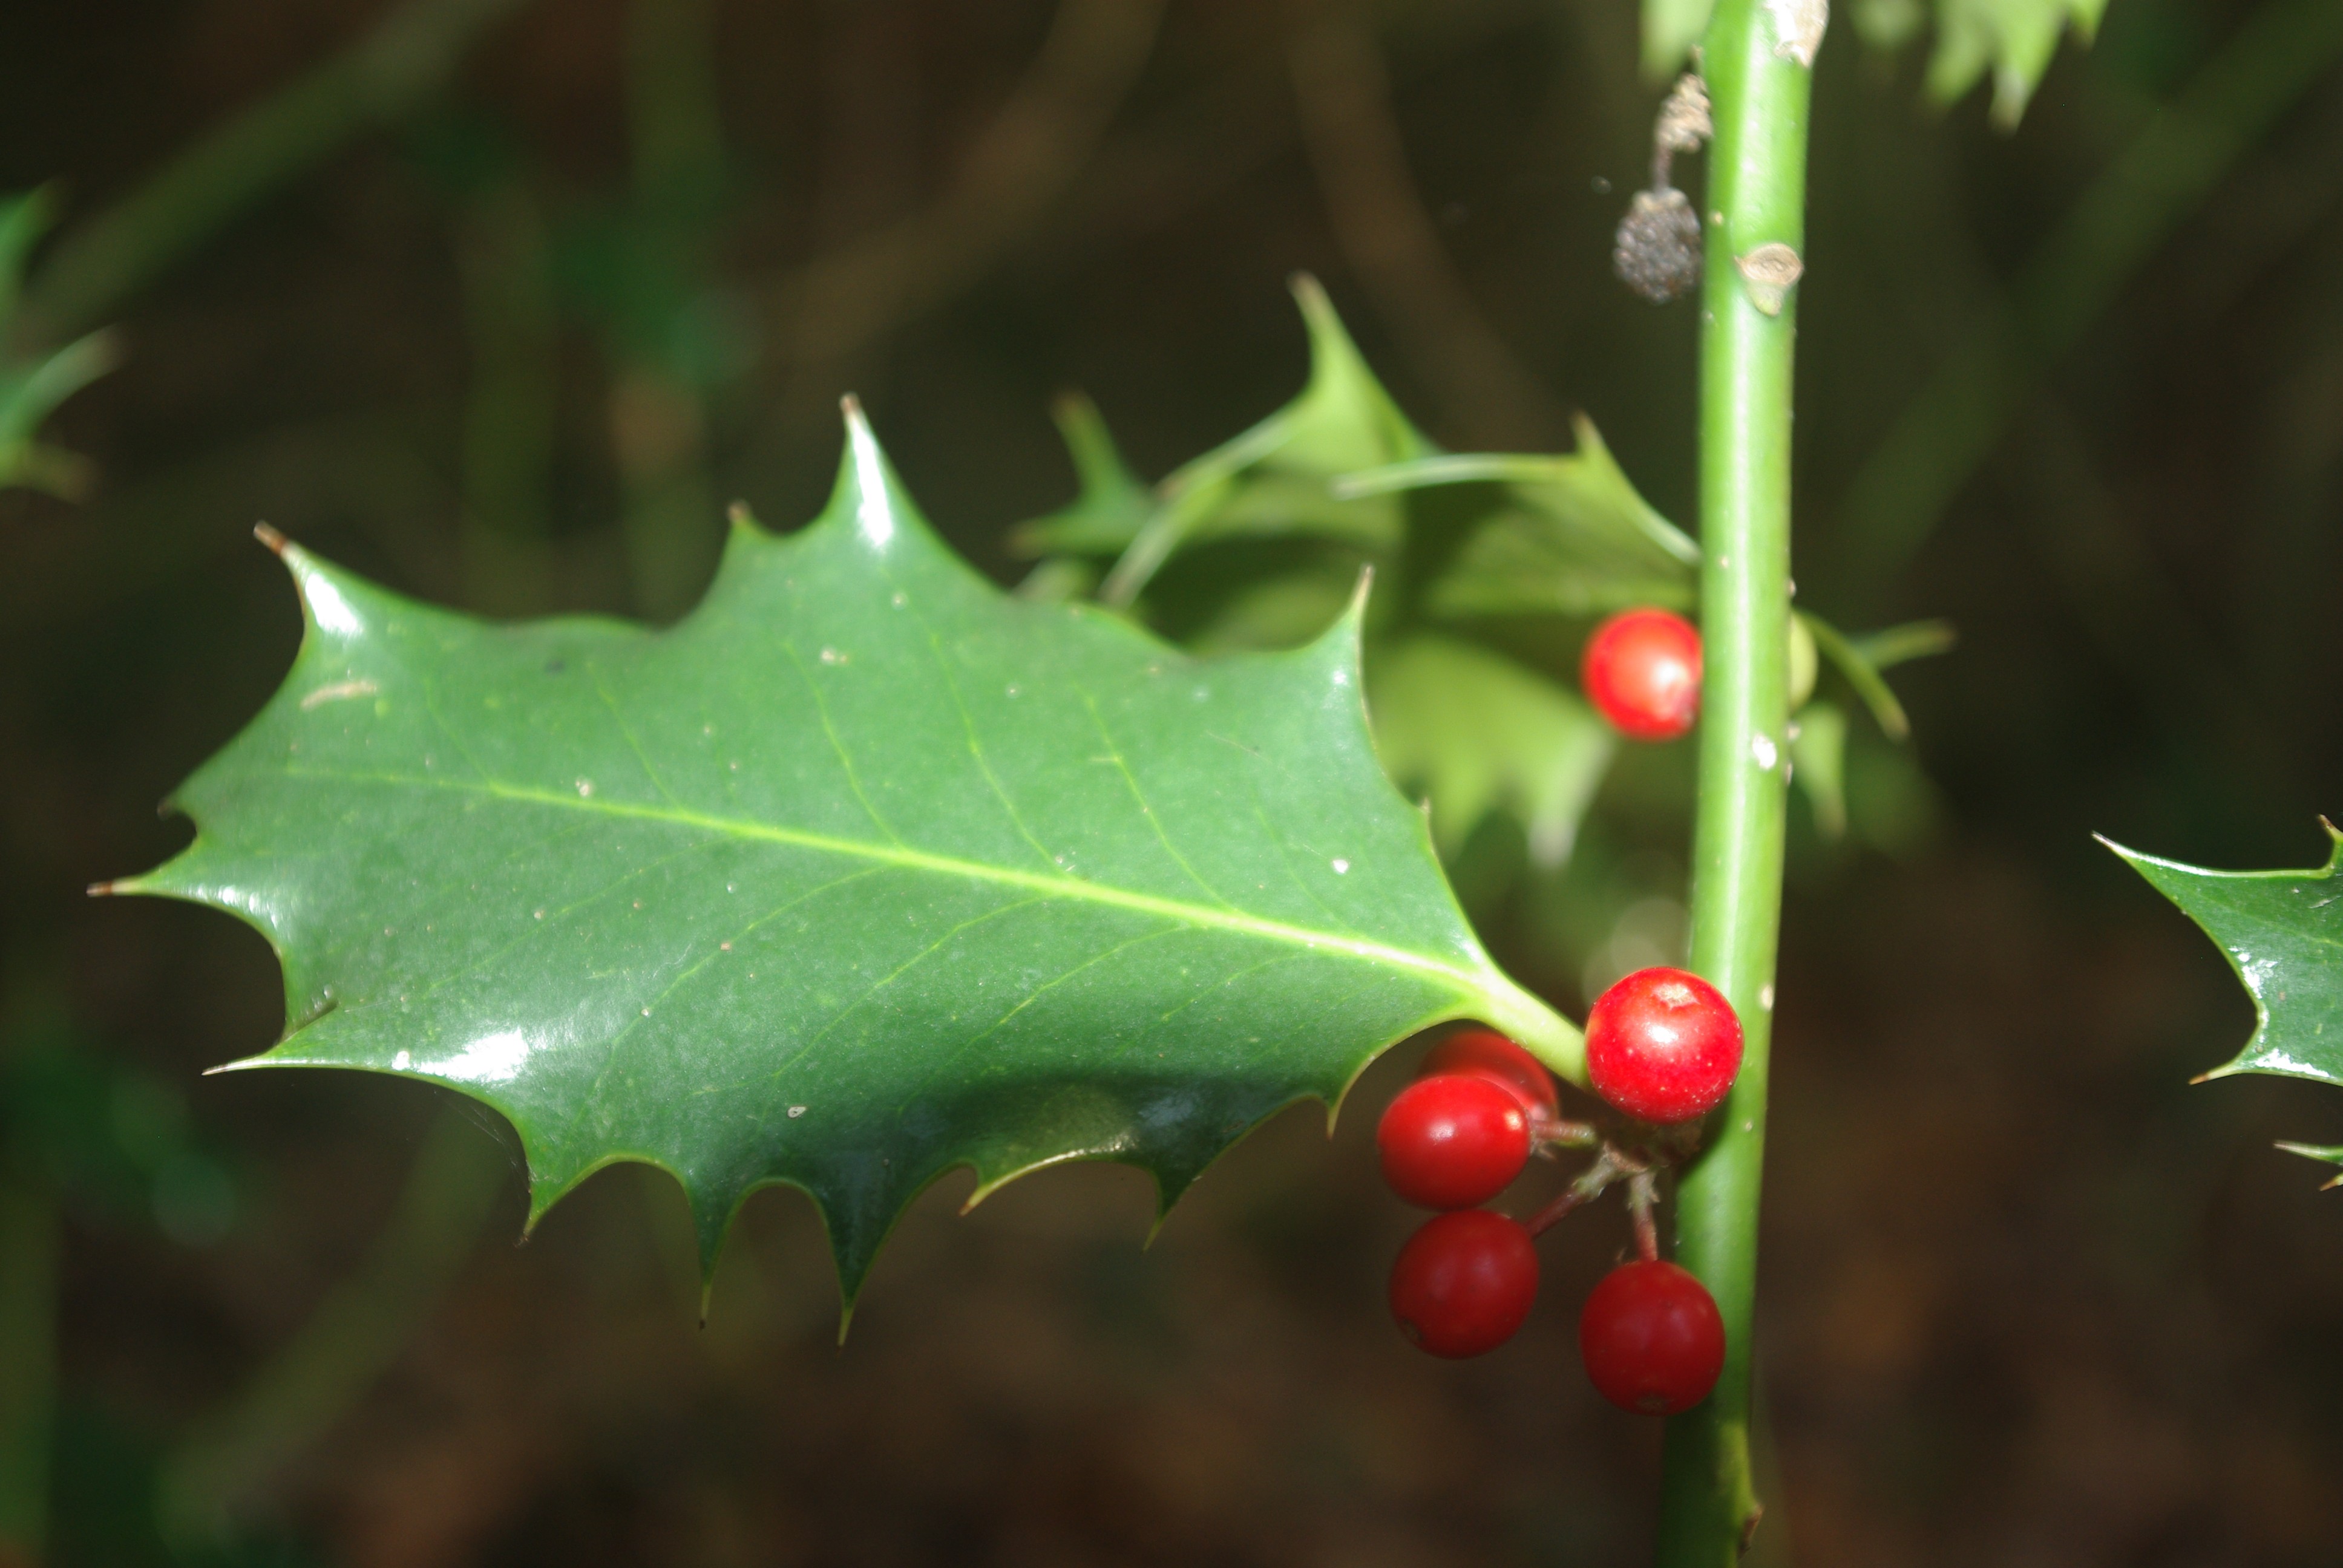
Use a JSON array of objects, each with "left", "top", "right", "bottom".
[
  {"left": 1390, "top": 1209, "right": 1539, "bottom": 1358},
  {"left": 1378, "top": 1074, "right": 1532, "bottom": 1209},
  {"left": 1417, "top": 1028, "right": 1559, "bottom": 1120},
  {"left": 1579, "top": 1259, "right": 1726, "bottom": 1414},
  {"left": 1585, "top": 966, "right": 1743, "bottom": 1124},
  {"left": 1582, "top": 608, "right": 1702, "bottom": 740}
]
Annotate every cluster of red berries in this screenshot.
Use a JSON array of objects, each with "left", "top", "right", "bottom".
[{"left": 1379, "top": 967, "right": 1745, "bottom": 1416}]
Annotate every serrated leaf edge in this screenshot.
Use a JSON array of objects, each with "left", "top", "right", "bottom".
[
  {"left": 111, "top": 404, "right": 1581, "bottom": 1327},
  {"left": 2100, "top": 819, "right": 2343, "bottom": 1086}
]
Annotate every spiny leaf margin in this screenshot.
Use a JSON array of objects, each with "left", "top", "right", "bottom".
[
  {"left": 2104, "top": 819, "right": 2343, "bottom": 1091},
  {"left": 113, "top": 408, "right": 1578, "bottom": 1324}
]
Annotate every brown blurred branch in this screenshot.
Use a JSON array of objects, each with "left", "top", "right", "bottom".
[
  {"left": 17, "top": 0, "right": 532, "bottom": 349},
  {"left": 156, "top": 1109, "right": 509, "bottom": 1546},
  {"left": 769, "top": 0, "right": 1167, "bottom": 403},
  {"left": 1833, "top": 0, "right": 2343, "bottom": 601},
  {"left": 1286, "top": 4, "right": 1570, "bottom": 449}
]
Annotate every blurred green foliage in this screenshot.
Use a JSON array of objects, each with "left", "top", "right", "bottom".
[{"left": 2, "top": 0, "right": 2340, "bottom": 1560}]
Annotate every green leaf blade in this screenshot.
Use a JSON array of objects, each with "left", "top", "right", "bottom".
[
  {"left": 1368, "top": 634, "right": 1616, "bottom": 871},
  {"left": 2105, "top": 823, "right": 2343, "bottom": 1088},
  {"left": 127, "top": 415, "right": 1575, "bottom": 1309}
]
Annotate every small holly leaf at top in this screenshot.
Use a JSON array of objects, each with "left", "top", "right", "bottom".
[
  {"left": 1641, "top": 0, "right": 2104, "bottom": 126},
  {"left": 1919, "top": 0, "right": 2109, "bottom": 128},
  {"left": 111, "top": 407, "right": 1578, "bottom": 1322},
  {"left": 2105, "top": 822, "right": 2343, "bottom": 1093},
  {"left": 1368, "top": 634, "right": 1616, "bottom": 871},
  {"left": 1347, "top": 417, "right": 1698, "bottom": 621}
]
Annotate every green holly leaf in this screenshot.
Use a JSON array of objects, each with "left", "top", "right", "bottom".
[
  {"left": 113, "top": 411, "right": 1576, "bottom": 1317},
  {"left": 1347, "top": 416, "right": 1697, "bottom": 621},
  {"left": 1368, "top": 634, "right": 1615, "bottom": 871},
  {"left": 2103, "top": 822, "right": 2343, "bottom": 1089},
  {"left": 1092, "top": 276, "right": 1433, "bottom": 607}
]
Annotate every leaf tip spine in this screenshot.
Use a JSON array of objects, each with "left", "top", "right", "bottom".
[
  {"left": 253, "top": 521, "right": 288, "bottom": 555},
  {"left": 205, "top": 1053, "right": 274, "bottom": 1076},
  {"left": 1287, "top": 269, "right": 1330, "bottom": 317}
]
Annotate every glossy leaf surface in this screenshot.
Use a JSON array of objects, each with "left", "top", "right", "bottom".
[
  {"left": 2106, "top": 823, "right": 2343, "bottom": 1088},
  {"left": 120, "top": 413, "right": 1577, "bottom": 1311}
]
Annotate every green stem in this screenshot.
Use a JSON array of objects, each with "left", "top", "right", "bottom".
[{"left": 1656, "top": 0, "right": 1809, "bottom": 1559}]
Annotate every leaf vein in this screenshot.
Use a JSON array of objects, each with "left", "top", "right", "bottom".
[
  {"left": 269, "top": 765, "right": 1499, "bottom": 994},
  {"left": 1076, "top": 686, "right": 1241, "bottom": 913},
  {"left": 781, "top": 638, "right": 903, "bottom": 845}
]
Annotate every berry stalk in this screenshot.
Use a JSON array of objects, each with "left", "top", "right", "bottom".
[{"left": 1655, "top": 0, "right": 1812, "bottom": 1558}]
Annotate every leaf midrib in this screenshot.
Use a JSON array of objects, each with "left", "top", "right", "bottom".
[{"left": 260, "top": 765, "right": 1494, "bottom": 993}]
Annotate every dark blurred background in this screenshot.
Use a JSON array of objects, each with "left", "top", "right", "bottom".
[{"left": 2, "top": 0, "right": 2341, "bottom": 1563}]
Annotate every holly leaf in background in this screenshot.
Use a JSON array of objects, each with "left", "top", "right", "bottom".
[
  {"left": 1023, "top": 276, "right": 1432, "bottom": 607},
  {"left": 1800, "top": 612, "right": 1956, "bottom": 741},
  {"left": 0, "top": 189, "right": 119, "bottom": 499},
  {"left": 1642, "top": 0, "right": 2105, "bottom": 125},
  {"left": 1788, "top": 700, "right": 1848, "bottom": 840},
  {"left": 1921, "top": 0, "right": 2110, "bottom": 126},
  {"left": 1346, "top": 417, "right": 1697, "bottom": 620},
  {"left": 1009, "top": 391, "right": 1153, "bottom": 559},
  {"left": 114, "top": 411, "right": 1577, "bottom": 1317},
  {"left": 2105, "top": 822, "right": 2343, "bottom": 1091},
  {"left": 1184, "top": 566, "right": 1363, "bottom": 656},
  {"left": 1368, "top": 635, "right": 1615, "bottom": 871},
  {"left": 1642, "top": 0, "right": 1717, "bottom": 80}
]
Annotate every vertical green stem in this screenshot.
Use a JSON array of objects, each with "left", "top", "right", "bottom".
[{"left": 1657, "top": 0, "right": 1810, "bottom": 1560}]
